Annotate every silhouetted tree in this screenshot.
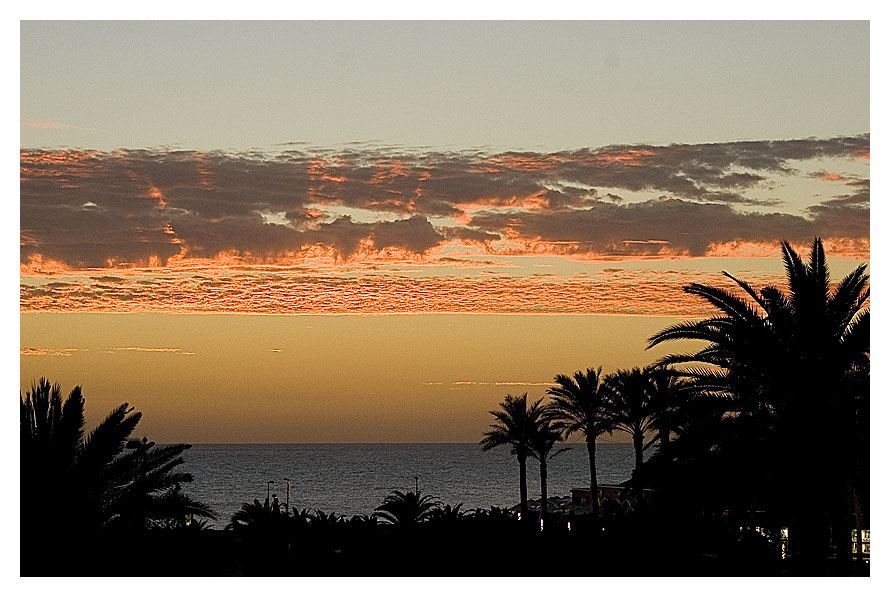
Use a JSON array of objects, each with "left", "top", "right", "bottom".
[
  {"left": 604, "top": 367, "right": 657, "bottom": 473},
  {"left": 20, "top": 379, "right": 213, "bottom": 555},
  {"left": 546, "top": 367, "right": 613, "bottom": 518},
  {"left": 649, "top": 238, "right": 869, "bottom": 562},
  {"left": 480, "top": 393, "right": 546, "bottom": 521},
  {"left": 645, "top": 365, "right": 691, "bottom": 454},
  {"left": 374, "top": 490, "right": 441, "bottom": 526},
  {"left": 429, "top": 502, "right": 466, "bottom": 524},
  {"left": 227, "top": 498, "right": 282, "bottom": 533},
  {"left": 529, "top": 419, "right": 570, "bottom": 528}
]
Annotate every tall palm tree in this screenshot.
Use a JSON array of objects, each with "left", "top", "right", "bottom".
[
  {"left": 480, "top": 393, "right": 546, "bottom": 521},
  {"left": 528, "top": 419, "right": 570, "bottom": 528},
  {"left": 546, "top": 367, "right": 613, "bottom": 518},
  {"left": 648, "top": 238, "right": 869, "bottom": 560},
  {"left": 20, "top": 379, "right": 214, "bottom": 550},
  {"left": 604, "top": 367, "right": 657, "bottom": 473}
]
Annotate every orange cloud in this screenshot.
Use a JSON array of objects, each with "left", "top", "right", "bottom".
[
  {"left": 20, "top": 266, "right": 797, "bottom": 317},
  {"left": 814, "top": 171, "right": 855, "bottom": 182}
]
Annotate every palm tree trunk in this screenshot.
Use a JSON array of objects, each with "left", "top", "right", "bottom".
[
  {"left": 540, "top": 460, "right": 548, "bottom": 529},
  {"left": 518, "top": 453, "right": 528, "bottom": 521},
  {"left": 587, "top": 439, "right": 599, "bottom": 518},
  {"left": 633, "top": 431, "right": 644, "bottom": 472}
]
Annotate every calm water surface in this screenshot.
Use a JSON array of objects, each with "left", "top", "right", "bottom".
[{"left": 180, "top": 443, "right": 636, "bottom": 525}]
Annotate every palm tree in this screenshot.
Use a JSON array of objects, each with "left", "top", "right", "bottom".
[
  {"left": 480, "top": 393, "right": 546, "bottom": 521},
  {"left": 648, "top": 238, "right": 869, "bottom": 560},
  {"left": 645, "top": 365, "right": 691, "bottom": 453},
  {"left": 429, "top": 502, "right": 466, "bottom": 524},
  {"left": 374, "top": 490, "right": 441, "bottom": 526},
  {"left": 20, "top": 379, "right": 214, "bottom": 544},
  {"left": 604, "top": 367, "right": 657, "bottom": 474},
  {"left": 528, "top": 419, "right": 570, "bottom": 528},
  {"left": 227, "top": 498, "right": 280, "bottom": 532},
  {"left": 105, "top": 436, "right": 216, "bottom": 532},
  {"left": 546, "top": 367, "right": 613, "bottom": 518}
]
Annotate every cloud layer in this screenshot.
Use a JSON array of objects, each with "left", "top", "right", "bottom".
[
  {"left": 21, "top": 135, "right": 869, "bottom": 269},
  {"left": 21, "top": 268, "right": 791, "bottom": 317}
]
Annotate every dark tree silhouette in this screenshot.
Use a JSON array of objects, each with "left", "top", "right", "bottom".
[
  {"left": 480, "top": 393, "right": 546, "bottom": 521},
  {"left": 644, "top": 365, "right": 691, "bottom": 454},
  {"left": 604, "top": 367, "right": 657, "bottom": 473},
  {"left": 528, "top": 418, "right": 570, "bottom": 528},
  {"left": 546, "top": 367, "right": 612, "bottom": 518},
  {"left": 648, "top": 238, "right": 869, "bottom": 562},
  {"left": 374, "top": 490, "right": 441, "bottom": 526},
  {"left": 429, "top": 502, "right": 466, "bottom": 524},
  {"left": 20, "top": 380, "right": 213, "bottom": 540},
  {"left": 20, "top": 379, "right": 214, "bottom": 575},
  {"left": 227, "top": 498, "right": 283, "bottom": 532}
]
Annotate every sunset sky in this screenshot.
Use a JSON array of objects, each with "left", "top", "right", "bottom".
[{"left": 18, "top": 20, "right": 871, "bottom": 442}]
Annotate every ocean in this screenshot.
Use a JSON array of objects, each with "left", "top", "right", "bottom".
[{"left": 180, "top": 442, "right": 636, "bottom": 526}]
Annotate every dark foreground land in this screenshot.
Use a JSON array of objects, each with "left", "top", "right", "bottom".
[{"left": 27, "top": 511, "right": 869, "bottom": 577}]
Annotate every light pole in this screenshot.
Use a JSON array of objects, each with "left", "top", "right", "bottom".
[
  {"left": 283, "top": 477, "right": 290, "bottom": 512},
  {"left": 266, "top": 480, "right": 274, "bottom": 504},
  {"left": 415, "top": 476, "right": 419, "bottom": 495}
]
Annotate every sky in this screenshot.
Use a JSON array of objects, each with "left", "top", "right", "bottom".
[{"left": 17, "top": 19, "right": 871, "bottom": 443}]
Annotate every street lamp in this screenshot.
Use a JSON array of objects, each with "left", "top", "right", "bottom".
[{"left": 283, "top": 477, "right": 290, "bottom": 512}]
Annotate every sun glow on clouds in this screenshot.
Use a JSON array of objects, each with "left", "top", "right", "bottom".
[
  {"left": 20, "top": 260, "right": 798, "bottom": 317},
  {"left": 20, "top": 136, "right": 869, "bottom": 316}
]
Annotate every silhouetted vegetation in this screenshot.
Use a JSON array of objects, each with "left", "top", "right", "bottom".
[
  {"left": 20, "top": 379, "right": 215, "bottom": 576},
  {"left": 644, "top": 238, "right": 869, "bottom": 569},
  {"left": 479, "top": 393, "right": 544, "bottom": 521},
  {"left": 545, "top": 367, "right": 612, "bottom": 519}
]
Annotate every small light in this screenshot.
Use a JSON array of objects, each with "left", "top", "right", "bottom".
[
  {"left": 517, "top": 512, "right": 521, "bottom": 521},
  {"left": 540, "top": 519, "right": 544, "bottom": 531},
  {"left": 567, "top": 521, "right": 572, "bottom": 532},
  {"left": 781, "top": 527, "right": 789, "bottom": 539}
]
